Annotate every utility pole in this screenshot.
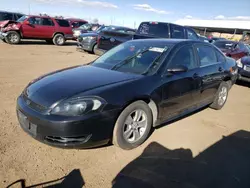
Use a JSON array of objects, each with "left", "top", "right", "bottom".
[{"left": 28, "top": 1, "right": 31, "bottom": 15}]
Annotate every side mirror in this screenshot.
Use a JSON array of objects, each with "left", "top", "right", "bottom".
[
  {"left": 167, "top": 65, "right": 188, "bottom": 73},
  {"left": 24, "top": 21, "right": 30, "bottom": 25}
]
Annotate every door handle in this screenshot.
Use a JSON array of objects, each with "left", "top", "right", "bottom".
[
  {"left": 218, "top": 67, "right": 223, "bottom": 72},
  {"left": 193, "top": 73, "right": 199, "bottom": 79}
]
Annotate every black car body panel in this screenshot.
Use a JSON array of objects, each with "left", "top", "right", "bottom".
[
  {"left": 17, "top": 39, "right": 237, "bottom": 148},
  {"left": 24, "top": 65, "right": 141, "bottom": 107},
  {"left": 97, "top": 26, "right": 136, "bottom": 53},
  {"left": 97, "top": 22, "right": 200, "bottom": 55}
]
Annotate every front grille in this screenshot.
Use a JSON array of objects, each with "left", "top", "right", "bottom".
[
  {"left": 22, "top": 94, "right": 48, "bottom": 113},
  {"left": 45, "top": 135, "right": 91, "bottom": 144}
]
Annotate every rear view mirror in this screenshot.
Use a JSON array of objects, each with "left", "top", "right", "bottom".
[
  {"left": 167, "top": 65, "right": 188, "bottom": 73},
  {"left": 24, "top": 21, "right": 30, "bottom": 25}
]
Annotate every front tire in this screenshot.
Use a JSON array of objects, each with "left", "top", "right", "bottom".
[
  {"left": 53, "top": 34, "right": 65, "bottom": 46},
  {"left": 112, "top": 101, "right": 153, "bottom": 150},
  {"left": 92, "top": 43, "right": 98, "bottom": 54},
  {"left": 210, "top": 82, "right": 229, "bottom": 110},
  {"left": 5, "top": 31, "right": 21, "bottom": 44}
]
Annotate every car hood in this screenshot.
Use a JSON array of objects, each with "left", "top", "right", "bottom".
[
  {"left": 24, "top": 65, "right": 140, "bottom": 107},
  {"left": 0, "top": 20, "right": 21, "bottom": 31}
]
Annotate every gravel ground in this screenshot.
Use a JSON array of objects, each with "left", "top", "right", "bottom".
[{"left": 0, "top": 40, "right": 250, "bottom": 188}]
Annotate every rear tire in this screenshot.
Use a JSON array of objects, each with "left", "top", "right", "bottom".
[
  {"left": 5, "top": 31, "right": 21, "bottom": 44},
  {"left": 210, "top": 82, "right": 229, "bottom": 110},
  {"left": 52, "top": 34, "right": 65, "bottom": 46},
  {"left": 112, "top": 101, "right": 153, "bottom": 150},
  {"left": 2, "top": 39, "right": 7, "bottom": 43}
]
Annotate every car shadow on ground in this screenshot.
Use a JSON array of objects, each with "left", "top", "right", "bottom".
[
  {"left": 236, "top": 80, "right": 250, "bottom": 88},
  {"left": 6, "top": 169, "right": 84, "bottom": 188},
  {"left": 112, "top": 130, "right": 250, "bottom": 188}
]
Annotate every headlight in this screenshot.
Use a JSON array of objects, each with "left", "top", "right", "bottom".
[
  {"left": 82, "top": 36, "right": 96, "bottom": 41},
  {"left": 74, "top": 31, "right": 81, "bottom": 36},
  {"left": 50, "top": 97, "right": 105, "bottom": 116},
  {"left": 236, "top": 58, "right": 243, "bottom": 68}
]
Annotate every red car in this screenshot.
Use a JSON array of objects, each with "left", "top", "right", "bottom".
[
  {"left": 66, "top": 18, "right": 88, "bottom": 28},
  {"left": 0, "top": 15, "right": 73, "bottom": 45},
  {"left": 213, "top": 40, "right": 250, "bottom": 60}
]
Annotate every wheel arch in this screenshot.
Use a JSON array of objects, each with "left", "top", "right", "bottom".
[
  {"left": 121, "top": 97, "right": 159, "bottom": 127},
  {"left": 6, "top": 30, "right": 23, "bottom": 38},
  {"left": 53, "top": 32, "right": 64, "bottom": 38}
]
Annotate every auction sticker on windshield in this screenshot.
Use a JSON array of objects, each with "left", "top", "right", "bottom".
[{"left": 149, "top": 47, "right": 165, "bottom": 53}]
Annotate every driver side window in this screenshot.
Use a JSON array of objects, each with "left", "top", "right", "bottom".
[
  {"left": 168, "top": 45, "right": 197, "bottom": 70},
  {"left": 28, "top": 17, "right": 42, "bottom": 25}
]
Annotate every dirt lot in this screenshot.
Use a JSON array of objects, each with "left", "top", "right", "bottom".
[{"left": 0, "top": 40, "right": 250, "bottom": 188}]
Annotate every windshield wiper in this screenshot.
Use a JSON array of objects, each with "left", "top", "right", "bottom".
[
  {"left": 111, "top": 48, "right": 150, "bottom": 70},
  {"left": 142, "top": 47, "right": 168, "bottom": 75}
]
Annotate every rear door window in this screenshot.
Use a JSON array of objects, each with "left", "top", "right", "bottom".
[
  {"left": 41, "top": 18, "right": 54, "bottom": 26},
  {"left": 137, "top": 22, "right": 169, "bottom": 38},
  {"left": 170, "top": 24, "right": 185, "bottom": 39},
  {"left": 196, "top": 45, "right": 217, "bottom": 66},
  {"left": 55, "top": 19, "right": 70, "bottom": 27}
]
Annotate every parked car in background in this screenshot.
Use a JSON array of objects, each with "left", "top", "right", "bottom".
[
  {"left": 17, "top": 39, "right": 237, "bottom": 150},
  {"left": 0, "top": 15, "right": 73, "bottom": 45},
  {"left": 66, "top": 18, "right": 88, "bottom": 28},
  {"left": 96, "top": 21, "right": 199, "bottom": 55},
  {"left": 237, "top": 56, "right": 250, "bottom": 82},
  {"left": 198, "top": 35, "right": 209, "bottom": 42},
  {"left": 0, "top": 11, "right": 24, "bottom": 22},
  {"left": 208, "top": 36, "right": 227, "bottom": 43},
  {"left": 73, "top": 23, "right": 101, "bottom": 39},
  {"left": 213, "top": 40, "right": 250, "bottom": 61},
  {"left": 77, "top": 25, "right": 134, "bottom": 54}
]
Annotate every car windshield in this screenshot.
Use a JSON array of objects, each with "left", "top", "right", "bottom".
[
  {"left": 17, "top": 15, "right": 28, "bottom": 22},
  {"left": 213, "top": 41, "right": 236, "bottom": 50},
  {"left": 79, "top": 23, "right": 92, "bottom": 30},
  {"left": 92, "top": 41, "right": 169, "bottom": 74}
]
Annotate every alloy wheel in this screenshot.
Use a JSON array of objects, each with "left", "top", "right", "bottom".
[
  {"left": 218, "top": 86, "right": 227, "bottom": 106},
  {"left": 123, "top": 109, "right": 148, "bottom": 143}
]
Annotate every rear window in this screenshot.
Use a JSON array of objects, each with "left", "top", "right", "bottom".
[
  {"left": 55, "top": 19, "right": 70, "bottom": 27},
  {"left": 137, "top": 22, "right": 169, "bottom": 38}
]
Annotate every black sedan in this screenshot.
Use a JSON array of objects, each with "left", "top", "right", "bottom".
[{"left": 16, "top": 39, "right": 237, "bottom": 150}]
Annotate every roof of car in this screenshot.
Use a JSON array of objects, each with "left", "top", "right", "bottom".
[
  {"left": 66, "top": 18, "right": 87, "bottom": 22},
  {"left": 0, "top": 10, "right": 24, "bottom": 14},
  {"left": 127, "top": 39, "right": 202, "bottom": 45}
]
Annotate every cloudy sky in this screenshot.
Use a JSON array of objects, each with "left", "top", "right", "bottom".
[{"left": 2, "top": 0, "right": 250, "bottom": 28}]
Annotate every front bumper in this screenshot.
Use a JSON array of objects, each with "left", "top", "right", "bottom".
[
  {"left": 238, "top": 65, "right": 250, "bottom": 82},
  {"left": 0, "top": 31, "right": 7, "bottom": 40},
  {"left": 76, "top": 40, "right": 94, "bottom": 52},
  {"left": 16, "top": 96, "right": 120, "bottom": 149}
]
